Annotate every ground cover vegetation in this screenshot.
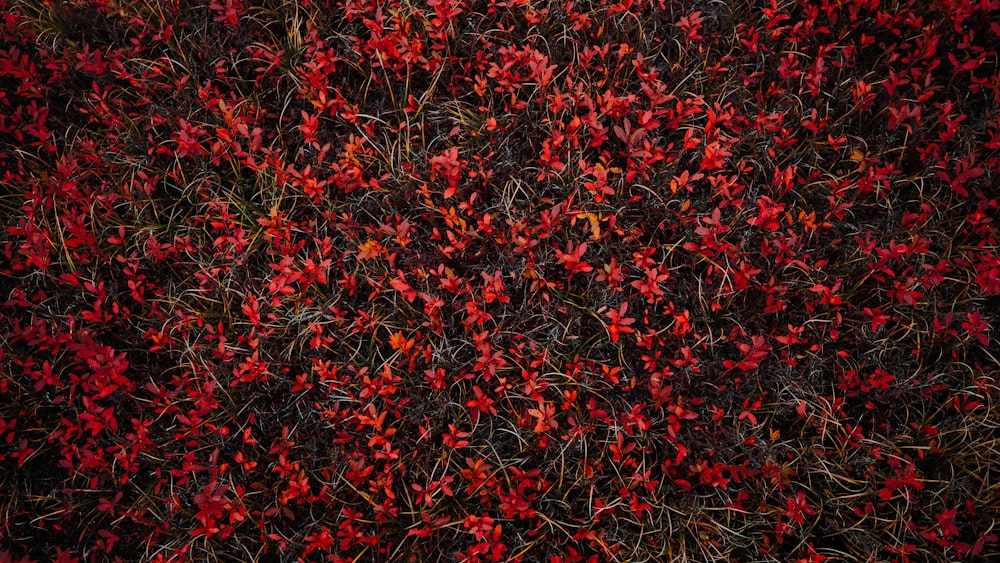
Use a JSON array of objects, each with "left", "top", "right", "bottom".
[{"left": 1, "top": 0, "right": 999, "bottom": 560}]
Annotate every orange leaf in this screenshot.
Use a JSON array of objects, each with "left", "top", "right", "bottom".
[{"left": 357, "top": 239, "right": 386, "bottom": 260}]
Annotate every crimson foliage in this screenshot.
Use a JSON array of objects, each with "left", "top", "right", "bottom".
[{"left": 1, "top": 0, "right": 999, "bottom": 561}]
